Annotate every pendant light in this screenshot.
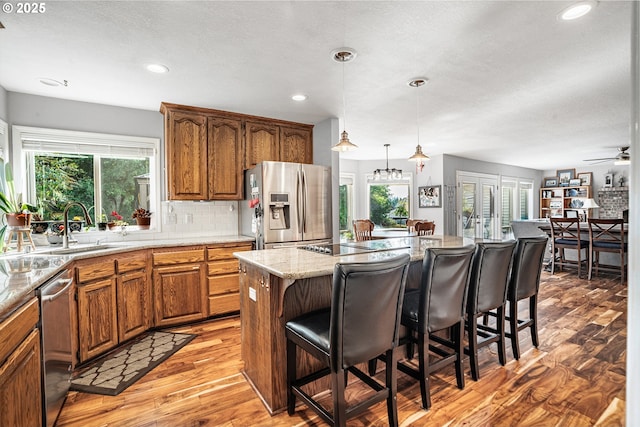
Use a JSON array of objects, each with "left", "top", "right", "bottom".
[
  {"left": 407, "top": 78, "right": 430, "bottom": 172},
  {"left": 331, "top": 48, "right": 359, "bottom": 152},
  {"left": 373, "top": 144, "right": 403, "bottom": 180}
]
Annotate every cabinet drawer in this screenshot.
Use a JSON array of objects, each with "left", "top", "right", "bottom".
[
  {"left": 207, "top": 260, "right": 239, "bottom": 276},
  {"left": 207, "top": 244, "right": 252, "bottom": 261},
  {"left": 208, "top": 293, "right": 239, "bottom": 316},
  {"left": 208, "top": 273, "right": 240, "bottom": 296},
  {"left": 77, "top": 260, "right": 115, "bottom": 283},
  {"left": 153, "top": 249, "right": 205, "bottom": 266},
  {"left": 0, "top": 298, "right": 39, "bottom": 364},
  {"left": 117, "top": 253, "right": 148, "bottom": 273}
]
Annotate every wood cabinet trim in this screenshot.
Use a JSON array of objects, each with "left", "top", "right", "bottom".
[{"left": 161, "top": 102, "right": 314, "bottom": 130}]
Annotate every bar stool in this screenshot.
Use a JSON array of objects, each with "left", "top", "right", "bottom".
[
  {"left": 286, "top": 254, "right": 410, "bottom": 426},
  {"left": 3, "top": 226, "right": 36, "bottom": 252}
]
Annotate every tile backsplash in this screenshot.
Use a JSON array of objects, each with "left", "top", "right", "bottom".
[{"left": 160, "top": 200, "right": 239, "bottom": 236}]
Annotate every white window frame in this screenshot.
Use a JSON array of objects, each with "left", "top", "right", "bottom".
[
  {"left": 11, "top": 125, "right": 161, "bottom": 231},
  {"left": 365, "top": 173, "right": 413, "bottom": 229}
]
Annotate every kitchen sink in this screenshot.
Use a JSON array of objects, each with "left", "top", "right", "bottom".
[{"left": 41, "top": 244, "right": 120, "bottom": 255}]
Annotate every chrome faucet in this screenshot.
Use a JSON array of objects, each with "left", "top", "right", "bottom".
[{"left": 62, "top": 202, "right": 93, "bottom": 249}]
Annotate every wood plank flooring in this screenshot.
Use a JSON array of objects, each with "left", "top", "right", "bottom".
[{"left": 56, "top": 271, "right": 626, "bottom": 426}]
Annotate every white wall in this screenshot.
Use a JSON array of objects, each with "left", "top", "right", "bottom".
[
  {"left": 313, "top": 117, "right": 340, "bottom": 242},
  {"left": 0, "top": 86, "right": 7, "bottom": 121}
]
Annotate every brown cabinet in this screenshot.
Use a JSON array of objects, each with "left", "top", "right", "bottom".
[
  {"left": 116, "top": 252, "right": 151, "bottom": 342},
  {"left": 164, "top": 110, "right": 209, "bottom": 200},
  {"left": 76, "top": 253, "right": 152, "bottom": 363},
  {"left": 279, "top": 125, "right": 313, "bottom": 164},
  {"left": 76, "top": 258, "right": 118, "bottom": 362},
  {"left": 245, "top": 121, "right": 280, "bottom": 169},
  {"left": 245, "top": 121, "right": 313, "bottom": 169},
  {"left": 0, "top": 298, "right": 42, "bottom": 427},
  {"left": 207, "top": 243, "right": 253, "bottom": 316},
  {"left": 208, "top": 116, "right": 244, "bottom": 200},
  {"left": 161, "top": 102, "right": 313, "bottom": 201},
  {"left": 152, "top": 247, "right": 207, "bottom": 327}
]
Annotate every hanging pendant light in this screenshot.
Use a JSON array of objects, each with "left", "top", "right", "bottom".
[
  {"left": 331, "top": 48, "right": 358, "bottom": 152},
  {"left": 373, "top": 144, "right": 403, "bottom": 180},
  {"left": 407, "top": 78, "right": 430, "bottom": 172}
]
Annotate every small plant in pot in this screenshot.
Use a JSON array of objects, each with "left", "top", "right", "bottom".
[
  {"left": 0, "top": 160, "right": 38, "bottom": 250},
  {"left": 108, "top": 211, "right": 128, "bottom": 230},
  {"left": 132, "top": 207, "right": 152, "bottom": 229}
]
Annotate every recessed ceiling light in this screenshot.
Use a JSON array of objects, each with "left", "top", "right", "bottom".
[
  {"left": 291, "top": 94, "right": 307, "bottom": 101},
  {"left": 559, "top": 1, "right": 596, "bottom": 20},
  {"left": 331, "top": 48, "right": 357, "bottom": 63},
  {"left": 146, "top": 63, "right": 169, "bottom": 74},
  {"left": 39, "top": 78, "right": 67, "bottom": 87}
]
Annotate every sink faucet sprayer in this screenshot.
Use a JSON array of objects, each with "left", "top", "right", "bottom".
[{"left": 62, "top": 202, "right": 93, "bottom": 249}]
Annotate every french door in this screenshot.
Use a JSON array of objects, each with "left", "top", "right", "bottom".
[{"left": 457, "top": 172, "right": 499, "bottom": 239}]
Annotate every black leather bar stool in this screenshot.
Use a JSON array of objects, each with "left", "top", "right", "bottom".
[
  {"left": 465, "top": 241, "right": 516, "bottom": 381},
  {"left": 396, "top": 246, "right": 475, "bottom": 410},
  {"left": 285, "top": 254, "right": 410, "bottom": 426},
  {"left": 505, "top": 237, "right": 547, "bottom": 360}
]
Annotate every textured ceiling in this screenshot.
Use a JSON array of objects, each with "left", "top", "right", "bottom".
[{"left": 0, "top": 1, "right": 633, "bottom": 170}]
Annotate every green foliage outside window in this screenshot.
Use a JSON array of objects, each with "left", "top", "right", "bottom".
[{"left": 35, "top": 154, "right": 148, "bottom": 223}]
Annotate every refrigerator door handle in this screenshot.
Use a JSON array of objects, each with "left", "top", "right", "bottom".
[
  {"left": 301, "top": 170, "right": 307, "bottom": 233},
  {"left": 296, "top": 169, "right": 304, "bottom": 231}
]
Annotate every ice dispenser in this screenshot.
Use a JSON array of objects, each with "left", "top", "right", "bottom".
[{"left": 269, "top": 193, "right": 290, "bottom": 230}]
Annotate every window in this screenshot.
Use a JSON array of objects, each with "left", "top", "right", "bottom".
[
  {"left": 367, "top": 175, "right": 410, "bottom": 229},
  {"left": 500, "top": 177, "right": 534, "bottom": 239},
  {"left": 12, "top": 126, "right": 160, "bottom": 229},
  {"left": 339, "top": 174, "right": 354, "bottom": 239}
]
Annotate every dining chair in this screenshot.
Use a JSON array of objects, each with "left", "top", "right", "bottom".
[
  {"left": 285, "top": 254, "right": 411, "bottom": 427},
  {"left": 549, "top": 217, "right": 589, "bottom": 278},
  {"left": 587, "top": 218, "right": 627, "bottom": 283},
  {"left": 414, "top": 221, "right": 436, "bottom": 236},
  {"left": 504, "top": 237, "right": 547, "bottom": 360},
  {"left": 406, "top": 219, "right": 427, "bottom": 233},
  {"left": 465, "top": 240, "right": 516, "bottom": 381},
  {"left": 353, "top": 219, "right": 374, "bottom": 241},
  {"left": 396, "top": 246, "right": 475, "bottom": 410}
]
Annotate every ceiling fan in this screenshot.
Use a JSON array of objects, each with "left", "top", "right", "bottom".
[{"left": 584, "top": 146, "right": 631, "bottom": 165}]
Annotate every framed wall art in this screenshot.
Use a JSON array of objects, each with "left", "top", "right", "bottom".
[
  {"left": 418, "top": 185, "right": 441, "bottom": 208},
  {"left": 543, "top": 177, "right": 558, "bottom": 187},
  {"left": 577, "top": 172, "right": 592, "bottom": 186},
  {"left": 604, "top": 172, "right": 614, "bottom": 188},
  {"left": 556, "top": 168, "right": 575, "bottom": 187}
]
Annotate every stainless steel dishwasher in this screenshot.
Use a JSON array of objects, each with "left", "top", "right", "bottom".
[{"left": 37, "top": 269, "right": 74, "bottom": 427}]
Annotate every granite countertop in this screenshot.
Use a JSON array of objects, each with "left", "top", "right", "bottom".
[
  {"left": 0, "top": 235, "right": 254, "bottom": 317},
  {"left": 233, "top": 235, "right": 474, "bottom": 280}
]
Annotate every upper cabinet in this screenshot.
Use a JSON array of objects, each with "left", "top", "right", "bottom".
[
  {"left": 161, "top": 102, "right": 313, "bottom": 201},
  {"left": 280, "top": 125, "right": 313, "bottom": 164},
  {"left": 208, "top": 116, "right": 244, "bottom": 200},
  {"left": 165, "top": 111, "right": 209, "bottom": 200},
  {"left": 245, "top": 121, "right": 280, "bottom": 170}
]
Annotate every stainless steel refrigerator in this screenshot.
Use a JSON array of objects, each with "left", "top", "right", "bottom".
[{"left": 240, "top": 161, "right": 332, "bottom": 249}]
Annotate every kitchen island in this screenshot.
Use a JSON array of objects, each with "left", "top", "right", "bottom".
[{"left": 233, "top": 235, "right": 473, "bottom": 414}]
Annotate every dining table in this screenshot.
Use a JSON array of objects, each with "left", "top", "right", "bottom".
[{"left": 233, "top": 234, "right": 474, "bottom": 415}]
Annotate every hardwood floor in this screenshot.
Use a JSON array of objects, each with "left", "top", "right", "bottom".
[{"left": 57, "top": 271, "right": 626, "bottom": 426}]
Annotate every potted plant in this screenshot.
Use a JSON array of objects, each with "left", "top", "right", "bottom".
[
  {"left": 0, "top": 160, "right": 38, "bottom": 249},
  {"left": 108, "top": 211, "right": 128, "bottom": 230},
  {"left": 132, "top": 207, "right": 152, "bottom": 229},
  {"left": 97, "top": 213, "right": 108, "bottom": 231}
]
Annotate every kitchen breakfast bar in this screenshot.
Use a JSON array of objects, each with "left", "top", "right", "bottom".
[{"left": 233, "top": 235, "right": 473, "bottom": 414}]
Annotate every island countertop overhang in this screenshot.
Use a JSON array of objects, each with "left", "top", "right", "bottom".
[{"left": 233, "top": 235, "right": 474, "bottom": 280}]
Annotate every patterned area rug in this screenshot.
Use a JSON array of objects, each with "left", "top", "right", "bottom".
[{"left": 70, "top": 331, "right": 196, "bottom": 396}]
